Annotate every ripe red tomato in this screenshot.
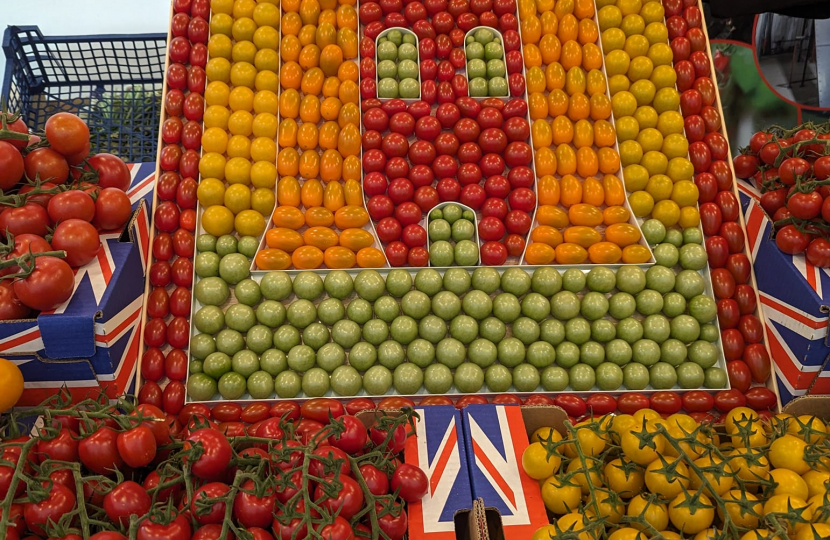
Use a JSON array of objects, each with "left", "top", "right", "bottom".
[
  {"left": 478, "top": 216, "right": 506, "bottom": 241},
  {"left": 480, "top": 241, "right": 508, "bottom": 265},
  {"left": 391, "top": 463, "right": 429, "bottom": 502},
  {"left": 775, "top": 224, "right": 809, "bottom": 254},
  {"left": 738, "top": 315, "right": 764, "bottom": 344},
  {"left": 44, "top": 113, "right": 90, "bottom": 157},
  {"left": 743, "top": 343, "right": 771, "bottom": 383},
  {"left": 24, "top": 148, "right": 69, "bottom": 184},
  {"left": 104, "top": 481, "right": 152, "bottom": 526},
  {"left": 51, "top": 219, "right": 101, "bottom": 267},
  {"left": 185, "top": 429, "right": 232, "bottom": 480},
  {"left": 713, "top": 389, "right": 747, "bottom": 413},
  {"left": 788, "top": 190, "right": 824, "bottom": 220},
  {"left": 733, "top": 154, "right": 759, "bottom": 179},
  {"left": 650, "top": 392, "right": 682, "bottom": 415},
  {"left": 779, "top": 157, "right": 812, "bottom": 185},
  {"left": 23, "top": 483, "right": 76, "bottom": 537},
  {"left": 86, "top": 153, "right": 131, "bottom": 191},
  {"left": 721, "top": 328, "right": 746, "bottom": 361},
  {"left": 95, "top": 188, "right": 132, "bottom": 230},
  {"left": 688, "top": 141, "right": 712, "bottom": 173},
  {"left": 47, "top": 190, "right": 96, "bottom": 222},
  {"left": 807, "top": 237, "right": 830, "bottom": 267},
  {"left": 682, "top": 390, "right": 714, "bottom": 412},
  {"left": 727, "top": 360, "right": 751, "bottom": 392},
  {"left": 504, "top": 233, "right": 525, "bottom": 256},
  {"left": 616, "top": 393, "right": 650, "bottom": 414},
  {"left": 78, "top": 427, "right": 124, "bottom": 475},
  {"left": 401, "top": 224, "right": 427, "bottom": 248},
  {"left": 14, "top": 256, "right": 74, "bottom": 311}
]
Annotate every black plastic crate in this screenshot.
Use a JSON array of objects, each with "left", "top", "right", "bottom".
[{"left": 2, "top": 25, "right": 167, "bottom": 162}]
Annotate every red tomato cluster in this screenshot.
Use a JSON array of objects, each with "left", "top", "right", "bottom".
[
  {"left": 1, "top": 397, "right": 428, "bottom": 540},
  {"left": 141, "top": 0, "right": 203, "bottom": 398},
  {"left": 359, "top": 0, "right": 526, "bottom": 101},
  {"left": 663, "top": 0, "right": 772, "bottom": 401}
]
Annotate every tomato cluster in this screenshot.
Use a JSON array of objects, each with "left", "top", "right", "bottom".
[
  {"left": 663, "top": 0, "right": 772, "bottom": 403},
  {"left": 0, "top": 397, "right": 428, "bottom": 540},
  {"left": 141, "top": 0, "right": 205, "bottom": 401}
]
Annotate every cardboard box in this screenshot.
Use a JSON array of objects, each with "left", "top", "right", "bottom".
[
  {"left": 459, "top": 405, "right": 549, "bottom": 539},
  {"left": 4, "top": 162, "right": 154, "bottom": 406},
  {"left": 738, "top": 180, "right": 830, "bottom": 404}
]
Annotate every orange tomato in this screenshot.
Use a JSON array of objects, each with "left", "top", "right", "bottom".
[
  {"left": 305, "top": 206, "right": 335, "bottom": 227},
  {"left": 277, "top": 148, "right": 300, "bottom": 176},
  {"left": 338, "top": 102, "right": 360, "bottom": 128},
  {"left": 560, "top": 40, "right": 582, "bottom": 71},
  {"left": 540, "top": 11, "right": 559, "bottom": 36},
  {"left": 320, "top": 148, "right": 343, "bottom": 182},
  {"left": 574, "top": 0, "right": 594, "bottom": 19},
  {"left": 297, "top": 122, "right": 319, "bottom": 150},
  {"left": 319, "top": 121, "right": 340, "bottom": 149},
  {"left": 532, "top": 119, "right": 553, "bottom": 149},
  {"left": 555, "top": 242, "right": 588, "bottom": 264},
  {"left": 552, "top": 116, "right": 574, "bottom": 145},
  {"left": 529, "top": 92, "right": 549, "bottom": 121},
  {"left": 556, "top": 144, "right": 577, "bottom": 176},
  {"left": 266, "top": 227, "right": 305, "bottom": 252},
  {"left": 356, "top": 246, "right": 386, "bottom": 268},
  {"left": 338, "top": 123, "right": 361, "bottom": 156},
  {"left": 605, "top": 223, "right": 642, "bottom": 247},
  {"left": 558, "top": 14, "right": 579, "bottom": 45},
  {"left": 590, "top": 93, "right": 612, "bottom": 120},
  {"left": 301, "top": 178, "right": 324, "bottom": 207},
  {"left": 324, "top": 246, "right": 356, "bottom": 268},
  {"left": 339, "top": 228, "right": 374, "bottom": 251},
  {"left": 255, "top": 248, "right": 292, "bottom": 270},
  {"left": 292, "top": 245, "right": 325, "bottom": 269},
  {"left": 342, "top": 155, "right": 361, "bottom": 182},
  {"left": 278, "top": 118, "right": 298, "bottom": 148},
  {"left": 343, "top": 179, "right": 363, "bottom": 206},
  {"left": 564, "top": 226, "right": 602, "bottom": 247},
  {"left": 603, "top": 174, "right": 626, "bottom": 206},
  {"left": 560, "top": 174, "right": 582, "bottom": 208},
  {"left": 540, "top": 34, "right": 561, "bottom": 64},
  {"left": 536, "top": 205, "right": 570, "bottom": 228},
  {"left": 548, "top": 88, "right": 569, "bottom": 116},
  {"left": 569, "top": 203, "right": 603, "bottom": 226},
  {"left": 573, "top": 119, "right": 594, "bottom": 148},
  {"left": 298, "top": 150, "right": 320, "bottom": 178},
  {"left": 538, "top": 175, "right": 561, "bottom": 205},
  {"left": 622, "top": 245, "right": 653, "bottom": 264},
  {"left": 598, "top": 147, "right": 621, "bottom": 174},
  {"left": 530, "top": 226, "right": 564, "bottom": 247},
  {"left": 524, "top": 43, "right": 542, "bottom": 68},
  {"left": 277, "top": 176, "right": 301, "bottom": 207},
  {"left": 582, "top": 176, "right": 605, "bottom": 206},
  {"left": 272, "top": 206, "right": 305, "bottom": 229},
  {"left": 521, "top": 16, "right": 542, "bottom": 45},
  {"left": 603, "top": 206, "right": 631, "bottom": 225},
  {"left": 334, "top": 205, "right": 369, "bottom": 229},
  {"left": 525, "top": 243, "right": 556, "bottom": 265},
  {"left": 535, "top": 147, "right": 558, "bottom": 177},
  {"left": 576, "top": 147, "right": 599, "bottom": 178},
  {"left": 594, "top": 120, "right": 617, "bottom": 147},
  {"left": 582, "top": 43, "right": 603, "bottom": 70},
  {"left": 304, "top": 226, "right": 340, "bottom": 250},
  {"left": 324, "top": 181, "right": 345, "bottom": 211},
  {"left": 578, "top": 18, "right": 598, "bottom": 45},
  {"left": 568, "top": 93, "right": 590, "bottom": 121},
  {"left": 588, "top": 242, "right": 623, "bottom": 264}
]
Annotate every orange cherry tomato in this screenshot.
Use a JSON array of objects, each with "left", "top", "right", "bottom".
[
  {"left": 304, "top": 226, "right": 340, "bottom": 250},
  {"left": 536, "top": 205, "right": 570, "bottom": 228},
  {"left": 582, "top": 176, "right": 605, "bottom": 206},
  {"left": 559, "top": 174, "right": 582, "bottom": 208},
  {"left": 598, "top": 147, "right": 621, "bottom": 174},
  {"left": 342, "top": 155, "right": 361, "bottom": 182},
  {"left": 256, "top": 248, "right": 292, "bottom": 270},
  {"left": 324, "top": 181, "right": 346, "bottom": 211},
  {"left": 277, "top": 177, "right": 301, "bottom": 207},
  {"left": 324, "top": 246, "right": 356, "bottom": 268},
  {"left": 594, "top": 120, "right": 616, "bottom": 147},
  {"left": 266, "top": 227, "right": 305, "bottom": 252},
  {"left": 530, "top": 226, "right": 564, "bottom": 247},
  {"left": 552, "top": 116, "right": 574, "bottom": 145},
  {"left": 563, "top": 226, "right": 602, "bottom": 248},
  {"left": 603, "top": 174, "right": 626, "bottom": 206},
  {"left": 292, "top": 245, "right": 325, "bottom": 269},
  {"left": 538, "top": 175, "right": 561, "bottom": 206},
  {"left": 339, "top": 228, "right": 375, "bottom": 251},
  {"left": 272, "top": 206, "right": 305, "bottom": 229},
  {"left": 525, "top": 243, "right": 556, "bottom": 265},
  {"left": 334, "top": 205, "right": 369, "bottom": 229},
  {"left": 568, "top": 203, "right": 603, "bottom": 227},
  {"left": 605, "top": 223, "right": 642, "bottom": 247},
  {"left": 555, "top": 242, "right": 588, "bottom": 264},
  {"left": 576, "top": 146, "right": 599, "bottom": 177},
  {"left": 622, "top": 244, "right": 653, "bottom": 264},
  {"left": 556, "top": 144, "right": 577, "bottom": 176},
  {"left": 603, "top": 206, "right": 631, "bottom": 225},
  {"left": 356, "top": 247, "right": 386, "bottom": 267},
  {"left": 301, "top": 178, "right": 324, "bottom": 207},
  {"left": 535, "top": 147, "right": 558, "bottom": 177},
  {"left": 343, "top": 179, "right": 363, "bottom": 206},
  {"left": 305, "top": 206, "right": 335, "bottom": 227},
  {"left": 588, "top": 242, "right": 623, "bottom": 264},
  {"left": 320, "top": 148, "right": 343, "bottom": 182}
]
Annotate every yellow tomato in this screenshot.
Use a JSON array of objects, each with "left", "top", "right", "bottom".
[
  {"left": 522, "top": 441, "right": 562, "bottom": 480},
  {"left": 770, "top": 435, "right": 811, "bottom": 474},
  {"left": 202, "top": 205, "right": 235, "bottom": 236},
  {"left": 541, "top": 475, "right": 582, "bottom": 514},
  {"left": 603, "top": 458, "right": 644, "bottom": 498},
  {"left": 0, "top": 358, "right": 23, "bottom": 412},
  {"left": 197, "top": 178, "right": 226, "bottom": 208},
  {"left": 668, "top": 492, "right": 714, "bottom": 534}
]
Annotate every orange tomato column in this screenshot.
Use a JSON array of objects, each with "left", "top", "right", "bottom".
[
  {"left": 517, "top": 0, "right": 651, "bottom": 265},
  {"left": 255, "top": 0, "right": 385, "bottom": 270}
]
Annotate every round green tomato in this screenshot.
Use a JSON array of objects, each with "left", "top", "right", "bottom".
[
  {"left": 485, "top": 364, "right": 512, "bottom": 392},
  {"left": 525, "top": 341, "right": 555, "bottom": 369},
  {"left": 580, "top": 341, "right": 606, "bottom": 367},
  {"left": 424, "top": 363, "right": 453, "bottom": 394},
  {"left": 472, "top": 267, "right": 502, "bottom": 294},
  {"left": 662, "top": 292, "right": 687, "bottom": 318},
  {"left": 555, "top": 342, "right": 580, "bottom": 368},
  {"left": 497, "top": 337, "right": 526, "bottom": 368},
  {"left": 188, "top": 359, "right": 202, "bottom": 374},
  {"left": 349, "top": 342, "right": 378, "bottom": 371},
  {"left": 540, "top": 319, "right": 565, "bottom": 346},
  {"left": 225, "top": 303, "right": 256, "bottom": 332},
  {"left": 586, "top": 266, "right": 616, "bottom": 293},
  {"left": 501, "top": 268, "right": 531, "bottom": 296},
  {"left": 531, "top": 267, "right": 562, "bottom": 296},
  {"left": 641, "top": 218, "right": 666, "bottom": 244},
  {"left": 688, "top": 295, "right": 717, "bottom": 323},
  {"left": 402, "top": 290, "right": 432, "bottom": 319},
  {"left": 378, "top": 340, "right": 406, "bottom": 370},
  {"left": 646, "top": 266, "right": 676, "bottom": 294},
  {"left": 256, "top": 300, "right": 286, "bottom": 328},
  {"left": 591, "top": 319, "right": 617, "bottom": 343},
  {"left": 394, "top": 363, "right": 424, "bottom": 394},
  {"left": 273, "top": 325, "right": 301, "bottom": 353},
  {"left": 649, "top": 362, "right": 677, "bottom": 389},
  {"left": 596, "top": 362, "right": 624, "bottom": 391},
  {"left": 565, "top": 317, "right": 591, "bottom": 345},
  {"left": 522, "top": 292, "right": 551, "bottom": 322},
  {"left": 187, "top": 373, "right": 217, "bottom": 400},
  {"left": 354, "top": 270, "right": 386, "bottom": 301},
  {"left": 676, "top": 361, "right": 705, "bottom": 388},
  {"left": 302, "top": 367, "right": 330, "bottom": 397},
  {"left": 237, "top": 236, "right": 259, "bottom": 258},
  {"left": 455, "top": 363, "right": 485, "bottom": 393},
  {"left": 433, "top": 291, "right": 462, "bottom": 321},
  {"left": 260, "top": 349, "right": 287, "bottom": 376},
  {"left": 287, "top": 344, "right": 316, "bottom": 372},
  {"left": 317, "top": 342, "right": 346, "bottom": 372},
  {"left": 679, "top": 244, "right": 708, "bottom": 270},
  {"left": 623, "top": 362, "right": 649, "bottom": 390},
  {"left": 332, "top": 320, "right": 362, "bottom": 349},
  {"left": 609, "top": 292, "right": 637, "bottom": 320},
  {"left": 700, "top": 323, "right": 719, "bottom": 342},
  {"left": 386, "top": 269, "right": 413, "bottom": 297},
  {"left": 562, "top": 268, "right": 587, "bottom": 293},
  {"left": 429, "top": 219, "right": 451, "bottom": 242},
  {"left": 674, "top": 269, "right": 705, "bottom": 299},
  {"left": 581, "top": 292, "right": 610, "bottom": 321},
  {"left": 390, "top": 315, "right": 419, "bottom": 345},
  {"left": 261, "top": 271, "right": 293, "bottom": 300},
  {"left": 605, "top": 339, "right": 633, "bottom": 365},
  {"left": 235, "top": 279, "right": 261, "bottom": 306},
  {"left": 203, "top": 351, "right": 232, "bottom": 379},
  {"left": 232, "top": 350, "right": 260, "bottom": 377},
  {"left": 414, "top": 268, "right": 443, "bottom": 296},
  {"left": 636, "top": 289, "right": 664, "bottom": 316},
  {"left": 670, "top": 314, "right": 700, "bottom": 343},
  {"left": 218, "top": 371, "right": 246, "bottom": 400},
  {"left": 493, "top": 293, "right": 522, "bottom": 323},
  {"left": 293, "top": 271, "right": 324, "bottom": 300},
  {"left": 512, "top": 317, "right": 541, "bottom": 346},
  {"left": 191, "top": 333, "right": 216, "bottom": 360},
  {"left": 467, "top": 338, "right": 497, "bottom": 368},
  {"left": 551, "top": 291, "right": 580, "bottom": 320},
  {"left": 215, "top": 235, "right": 238, "bottom": 256},
  {"left": 196, "top": 233, "right": 217, "bottom": 253},
  {"left": 436, "top": 337, "right": 466, "bottom": 368},
  {"left": 683, "top": 227, "right": 703, "bottom": 245},
  {"left": 569, "top": 364, "right": 595, "bottom": 391},
  {"left": 463, "top": 290, "right": 493, "bottom": 320},
  {"left": 219, "top": 253, "right": 250, "bottom": 284},
  {"left": 632, "top": 338, "right": 661, "bottom": 366},
  {"left": 616, "top": 317, "right": 644, "bottom": 343},
  {"left": 216, "top": 329, "right": 244, "bottom": 355},
  {"left": 363, "top": 319, "right": 389, "bottom": 346},
  {"left": 407, "top": 339, "right": 435, "bottom": 368},
  {"left": 331, "top": 365, "right": 362, "bottom": 396},
  {"left": 687, "top": 340, "right": 718, "bottom": 368},
  {"left": 541, "top": 366, "right": 569, "bottom": 391},
  {"left": 660, "top": 338, "right": 688, "bottom": 366},
  {"left": 653, "top": 243, "right": 680, "bottom": 267},
  {"left": 512, "top": 364, "right": 540, "bottom": 392},
  {"left": 287, "top": 299, "right": 317, "bottom": 328},
  {"left": 275, "top": 370, "right": 302, "bottom": 398},
  {"left": 419, "top": 315, "right": 448, "bottom": 344},
  {"left": 449, "top": 315, "right": 478, "bottom": 345},
  {"left": 324, "top": 270, "right": 353, "bottom": 299},
  {"left": 317, "top": 298, "right": 346, "bottom": 326},
  {"left": 347, "top": 299, "right": 373, "bottom": 324},
  {"left": 374, "top": 296, "right": 401, "bottom": 323},
  {"left": 642, "top": 314, "right": 671, "bottom": 343},
  {"left": 704, "top": 366, "right": 728, "bottom": 389},
  {"left": 480, "top": 316, "right": 506, "bottom": 343},
  {"left": 616, "top": 266, "right": 647, "bottom": 294},
  {"left": 195, "top": 276, "right": 229, "bottom": 306},
  {"left": 443, "top": 268, "right": 472, "bottom": 295},
  {"left": 195, "top": 252, "right": 220, "bottom": 278},
  {"left": 247, "top": 371, "right": 274, "bottom": 399},
  {"left": 665, "top": 228, "right": 683, "bottom": 247}
]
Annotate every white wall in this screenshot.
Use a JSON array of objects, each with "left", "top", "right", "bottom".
[{"left": 0, "top": 0, "right": 171, "bottom": 78}]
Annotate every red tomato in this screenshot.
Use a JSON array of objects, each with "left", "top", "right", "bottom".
[
  {"left": 733, "top": 154, "right": 759, "bottom": 179},
  {"left": 744, "top": 387, "right": 776, "bottom": 410},
  {"left": 328, "top": 415, "right": 369, "bottom": 454},
  {"left": 617, "top": 393, "right": 650, "bottom": 414},
  {"left": 391, "top": 463, "right": 428, "bottom": 502},
  {"left": 85, "top": 153, "right": 131, "bottom": 191},
  {"left": 301, "top": 398, "right": 345, "bottom": 422},
  {"left": 23, "top": 483, "right": 76, "bottom": 536},
  {"left": 94, "top": 188, "right": 132, "bottom": 230},
  {"left": 585, "top": 394, "right": 617, "bottom": 415},
  {"left": 727, "top": 360, "right": 751, "bottom": 392},
  {"left": 44, "top": 113, "right": 90, "bottom": 157},
  {"left": 713, "top": 389, "right": 747, "bottom": 413},
  {"left": 553, "top": 394, "right": 587, "bottom": 417},
  {"left": 681, "top": 390, "right": 714, "bottom": 412},
  {"left": 51, "top": 219, "right": 101, "bottom": 267},
  {"left": 116, "top": 426, "right": 156, "bottom": 468},
  {"left": 775, "top": 225, "right": 809, "bottom": 254},
  {"left": 104, "top": 481, "right": 152, "bottom": 526},
  {"left": 721, "top": 328, "right": 746, "bottom": 361},
  {"left": 13, "top": 256, "right": 74, "bottom": 311},
  {"left": 185, "top": 429, "right": 232, "bottom": 480},
  {"left": 24, "top": 148, "right": 69, "bottom": 184},
  {"left": 807, "top": 237, "right": 830, "bottom": 267},
  {"left": 136, "top": 514, "right": 191, "bottom": 540},
  {"left": 78, "top": 427, "right": 123, "bottom": 475},
  {"left": 650, "top": 392, "right": 682, "bottom": 415}
]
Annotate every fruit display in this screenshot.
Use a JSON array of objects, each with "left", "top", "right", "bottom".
[
  {"left": 0, "top": 396, "right": 428, "bottom": 540},
  {"left": 465, "top": 28, "right": 509, "bottom": 97},
  {"left": 376, "top": 29, "right": 422, "bottom": 99},
  {"left": 0, "top": 110, "right": 133, "bottom": 316},
  {"left": 524, "top": 407, "right": 830, "bottom": 540},
  {"left": 428, "top": 203, "right": 480, "bottom": 266}
]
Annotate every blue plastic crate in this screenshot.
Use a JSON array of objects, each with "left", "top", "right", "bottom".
[{"left": 2, "top": 25, "right": 167, "bottom": 162}]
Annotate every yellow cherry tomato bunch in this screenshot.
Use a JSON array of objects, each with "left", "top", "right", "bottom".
[
  {"left": 598, "top": 0, "right": 699, "bottom": 229},
  {"left": 524, "top": 407, "right": 830, "bottom": 540}
]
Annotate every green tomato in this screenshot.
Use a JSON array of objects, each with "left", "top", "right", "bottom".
[
  {"left": 355, "top": 270, "right": 386, "bottom": 301},
  {"left": 623, "top": 363, "right": 649, "bottom": 390},
  {"left": 215, "top": 234, "right": 238, "bottom": 256},
  {"left": 433, "top": 291, "right": 462, "bottom": 321},
  {"left": 452, "top": 219, "right": 475, "bottom": 242},
  {"left": 467, "top": 58, "right": 487, "bottom": 79},
  {"left": 237, "top": 236, "right": 259, "bottom": 258},
  {"left": 591, "top": 319, "right": 617, "bottom": 343},
  {"left": 664, "top": 228, "right": 683, "bottom": 247},
  {"left": 398, "top": 59, "right": 418, "bottom": 79},
  {"left": 218, "top": 371, "right": 246, "bottom": 400},
  {"left": 225, "top": 303, "right": 256, "bottom": 332},
  {"left": 466, "top": 338, "right": 496, "bottom": 368},
  {"left": 256, "top": 300, "right": 286, "bottom": 328},
  {"left": 195, "top": 276, "right": 230, "bottom": 306},
  {"left": 324, "top": 270, "right": 353, "bottom": 299},
  {"left": 529, "top": 268, "right": 561, "bottom": 297},
  {"left": 688, "top": 295, "right": 717, "bottom": 323},
  {"left": 480, "top": 316, "right": 506, "bottom": 343},
  {"left": 541, "top": 366, "right": 569, "bottom": 391},
  {"left": 485, "top": 364, "right": 512, "bottom": 392},
  {"left": 526, "top": 341, "right": 555, "bottom": 369},
  {"left": 660, "top": 338, "right": 688, "bottom": 366},
  {"left": 683, "top": 227, "right": 703, "bottom": 245},
  {"left": 260, "top": 349, "right": 287, "bottom": 376},
  {"left": 349, "top": 342, "right": 378, "bottom": 371},
  {"left": 455, "top": 363, "right": 485, "bottom": 393},
  {"left": 586, "top": 266, "right": 616, "bottom": 293},
  {"left": 493, "top": 293, "right": 522, "bottom": 323},
  {"left": 472, "top": 267, "right": 502, "bottom": 294},
  {"left": 219, "top": 253, "right": 250, "bottom": 284},
  {"left": 303, "top": 323, "right": 330, "bottom": 350},
  {"left": 463, "top": 290, "right": 493, "bottom": 320},
  {"left": 378, "top": 340, "right": 406, "bottom": 370},
  {"left": 415, "top": 268, "right": 444, "bottom": 296},
  {"left": 484, "top": 41, "right": 504, "bottom": 61},
  {"left": 642, "top": 314, "right": 671, "bottom": 343},
  {"left": 363, "top": 319, "right": 389, "bottom": 346},
  {"left": 565, "top": 317, "right": 591, "bottom": 345},
  {"left": 674, "top": 269, "right": 705, "bottom": 299},
  {"left": 646, "top": 266, "right": 676, "bottom": 294},
  {"left": 605, "top": 339, "right": 633, "bottom": 365},
  {"left": 641, "top": 218, "right": 666, "bottom": 244},
  {"left": 234, "top": 279, "right": 261, "bottom": 306},
  {"left": 430, "top": 241, "right": 454, "bottom": 267},
  {"left": 513, "top": 317, "right": 541, "bottom": 346},
  {"left": 632, "top": 339, "right": 661, "bottom": 366},
  {"left": 287, "top": 299, "right": 317, "bottom": 329},
  {"left": 424, "top": 364, "right": 453, "bottom": 394},
  {"left": 581, "top": 291, "right": 610, "bottom": 321},
  {"left": 375, "top": 296, "right": 401, "bottom": 325},
  {"left": 317, "top": 298, "right": 346, "bottom": 326},
  {"left": 386, "top": 269, "right": 413, "bottom": 297},
  {"left": 616, "top": 317, "right": 644, "bottom": 343},
  {"left": 443, "top": 268, "right": 472, "bottom": 295},
  {"left": 419, "top": 314, "right": 448, "bottom": 344},
  {"left": 232, "top": 350, "right": 260, "bottom": 378},
  {"left": 399, "top": 78, "right": 420, "bottom": 99},
  {"left": 196, "top": 233, "right": 217, "bottom": 253},
  {"left": 662, "top": 292, "right": 687, "bottom": 318},
  {"left": 700, "top": 323, "right": 719, "bottom": 342},
  {"left": 187, "top": 373, "right": 217, "bottom": 401},
  {"left": 247, "top": 371, "right": 274, "bottom": 399},
  {"left": 287, "top": 344, "right": 316, "bottom": 372},
  {"left": 679, "top": 244, "right": 708, "bottom": 270},
  {"left": 390, "top": 315, "right": 419, "bottom": 345},
  {"left": 203, "top": 351, "right": 232, "bottom": 379},
  {"left": 676, "top": 361, "right": 705, "bottom": 388},
  {"left": 469, "top": 77, "right": 488, "bottom": 97},
  {"left": 670, "top": 314, "right": 700, "bottom": 343},
  {"left": 450, "top": 315, "right": 478, "bottom": 345},
  {"left": 293, "top": 271, "right": 324, "bottom": 300},
  {"left": 316, "top": 342, "right": 346, "bottom": 372},
  {"left": 190, "top": 360, "right": 203, "bottom": 375},
  {"left": 551, "top": 291, "right": 580, "bottom": 320},
  {"left": 561, "top": 268, "right": 586, "bottom": 293},
  {"left": 616, "top": 266, "right": 647, "bottom": 294},
  {"left": 377, "top": 78, "right": 398, "bottom": 98},
  {"left": 394, "top": 363, "right": 424, "bottom": 394},
  {"left": 191, "top": 333, "right": 216, "bottom": 360},
  {"left": 512, "top": 363, "right": 540, "bottom": 392},
  {"left": 402, "top": 290, "right": 432, "bottom": 319},
  {"left": 302, "top": 367, "right": 330, "bottom": 397},
  {"left": 488, "top": 76, "right": 508, "bottom": 96},
  {"left": 195, "top": 252, "right": 220, "bottom": 278},
  {"left": 332, "top": 320, "right": 362, "bottom": 349},
  {"left": 555, "top": 342, "right": 580, "bottom": 368},
  {"left": 580, "top": 341, "right": 606, "bottom": 367},
  {"left": 346, "top": 298, "right": 373, "bottom": 324},
  {"left": 687, "top": 340, "right": 718, "bottom": 368},
  {"left": 407, "top": 339, "right": 436, "bottom": 368},
  {"left": 377, "top": 40, "right": 397, "bottom": 60},
  {"left": 331, "top": 365, "right": 362, "bottom": 396},
  {"left": 429, "top": 219, "right": 451, "bottom": 242},
  {"left": 522, "top": 292, "right": 551, "bottom": 322},
  {"left": 596, "top": 362, "right": 624, "bottom": 391},
  {"left": 649, "top": 362, "right": 677, "bottom": 389},
  {"left": 540, "top": 319, "right": 565, "bottom": 346},
  {"left": 216, "top": 328, "right": 244, "bottom": 355},
  {"left": 569, "top": 364, "right": 595, "bottom": 391},
  {"left": 273, "top": 325, "right": 301, "bottom": 353},
  {"left": 501, "top": 268, "right": 531, "bottom": 296},
  {"left": 466, "top": 41, "right": 485, "bottom": 60},
  {"left": 436, "top": 337, "right": 466, "bottom": 368},
  {"left": 275, "top": 371, "right": 302, "bottom": 398},
  {"left": 609, "top": 292, "right": 637, "bottom": 320},
  {"left": 704, "top": 366, "right": 728, "bottom": 389},
  {"left": 497, "top": 337, "right": 526, "bottom": 367},
  {"left": 653, "top": 243, "right": 679, "bottom": 267},
  {"left": 636, "top": 289, "right": 664, "bottom": 315}
]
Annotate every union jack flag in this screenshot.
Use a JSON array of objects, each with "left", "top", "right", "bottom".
[
  {"left": 461, "top": 405, "right": 548, "bottom": 538},
  {"left": 406, "top": 406, "right": 473, "bottom": 540}
]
